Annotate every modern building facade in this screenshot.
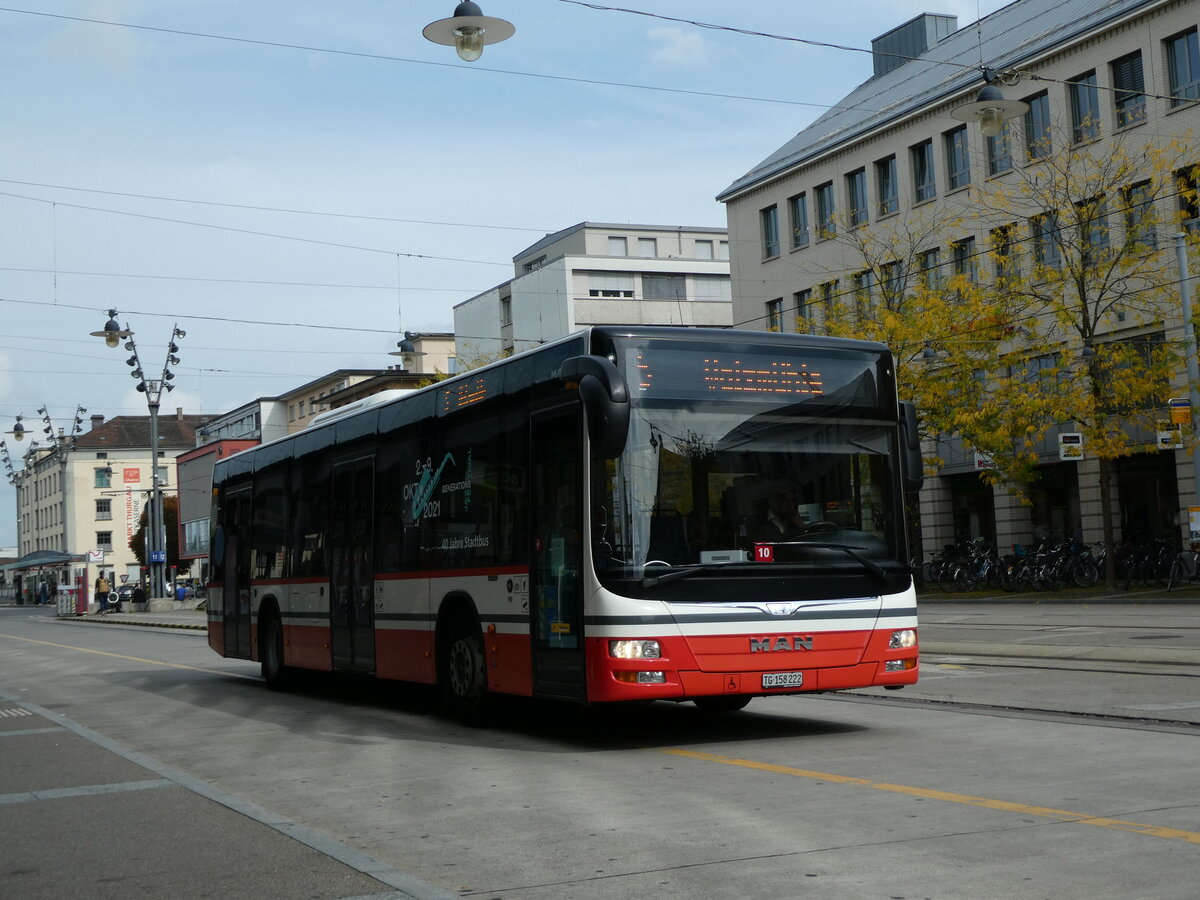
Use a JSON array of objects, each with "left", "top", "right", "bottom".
[
  {"left": 718, "top": 0, "right": 1200, "bottom": 559},
  {"left": 453, "top": 222, "right": 731, "bottom": 364}
]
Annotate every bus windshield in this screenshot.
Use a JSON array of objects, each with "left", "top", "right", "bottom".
[{"left": 591, "top": 336, "right": 906, "bottom": 595}]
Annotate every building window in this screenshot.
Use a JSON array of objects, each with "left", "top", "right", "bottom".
[
  {"left": 1167, "top": 29, "right": 1200, "bottom": 107},
  {"left": 1078, "top": 197, "right": 1110, "bottom": 264},
  {"left": 788, "top": 192, "right": 810, "bottom": 249},
  {"left": 642, "top": 274, "right": 685, "bottom": 300},
  {"left": 717, "top": 241, "right": 729, "bottom": 260},
  {"left": 1112, "top": 51, "right": 1146, "bottom": 127},
  {"left": 638, "top": 237, "right": 658, "bottom": 258},
  {"left": 815, "top": 182, "right": 836, "bottom": 237},
  {"left": 695, "top": 239, "right": 714, "bottom": 259},
  {"left": 1123, "top": 181, "right": 1157, "bottom": 249},
  {"left": 952, "top": 237, "right": 978, "bottom": 283},
  {"left": 919, "top": 248, "right": 942, "bottom": 289},
  {"left": 795, "top": 289, "right": 813, "bottom": 330},
  {"left": 608, "top": 236, "right": 627, "bottom": 256},
  {"left": 1024, "top": 91, "right": 1051, "bottom": 159},
  {"left": 766, "top": 298, "right": 783, "bottom": 331},
  {"left": 852, "top": 270, "right": 874, "bottom": 319},
  {"left": 96, "top": 531, "right": 113, "bottom": 552},
  {"left": 499, "top": 296, "right": 512, "bottom": 325},
  {"left": 522, "top": 255, "right": 547, "bottom": 273},
  {"left": 1178, "top": 166, "right": 1200, "bottom": 230},
  {"left": 1070, "top": 71, "right": 1100, "bottom": 143},
  {"left": 588, "top": 273, "right": 635, "bottom": 298},
  {"left": 986, "top": 124, "right": 1012, "bottom": 176},
  {"left": 911, "top": 140, "right": 935, "bottom": 203},
  {"left": 761, "top": 205, "right": 780, "bottom": 258},
  {"left": 1032, "top": 212, "right": 1062, "bottom": 268},
  {"left": 944, "top": 126, "right": 971, "bottom": 190},
  {"left": 94, "top": 467, "right": 111, "bottom": 488},
  {"left": 881, "top": 260, "right": 904, "bottom": 299},
  {"left": 95, "top": 499, "right": 112, "bottom": 521},
  {"left": 691, "top": 274, "right": 730, "bottom": 301},
  {"left": 875, "top": 156, "right": 898, "bottom": 217},
  {"left": 298, "top": 400, "right": 306, "bottom": 418},
  {"left": 819, "top": 280, "right": 839, "bottom": 326},
  {"left": 990, "top": 224, "right": 1017, "bottom": 283},
  {"left": 846, "top": 169, "right": 868, "bottom": 227}
]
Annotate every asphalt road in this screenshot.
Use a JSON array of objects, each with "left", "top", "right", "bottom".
[{"left": 2, "top": 603, "right": 1198, "bottom": 899}]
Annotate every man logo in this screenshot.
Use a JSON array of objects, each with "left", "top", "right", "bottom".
[{"left": 750, "top": 636, "right": 814, "bottom": 652}]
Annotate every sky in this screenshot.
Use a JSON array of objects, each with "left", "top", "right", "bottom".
[{"left": 0, "top": 0, "right": 1010, "bottom": 547}]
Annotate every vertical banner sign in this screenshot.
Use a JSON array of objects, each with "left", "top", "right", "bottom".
[{"left": 1190, "top": 507, "right": 1200, "bottom": 542}]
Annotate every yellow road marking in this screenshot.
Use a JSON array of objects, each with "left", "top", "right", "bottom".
[
  {"left": 663, "top": 749, "right": 1200, "bottom": 844},
  {"left": 0, "top": 631, "right": 245, "bottom": 677}
]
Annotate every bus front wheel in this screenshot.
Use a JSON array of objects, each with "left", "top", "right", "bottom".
[{"left": 440, "top": 619, "right": 490, "bottom": 722}]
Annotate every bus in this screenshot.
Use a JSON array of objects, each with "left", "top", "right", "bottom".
[{"left": 207, "top": 326, "right": 923, "bottom": 716}]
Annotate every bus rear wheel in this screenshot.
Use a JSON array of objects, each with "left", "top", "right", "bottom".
[
  {"left": 260, "top": 610, "right": 291, "bottom": 691},
  {"left": 694, "top": 695, "right": 752, "bottom": 713},
  {"left": 441, "top": 621, "right": 490, "bottom": 723}
]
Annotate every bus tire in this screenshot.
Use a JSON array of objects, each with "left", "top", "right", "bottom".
[
  {"left": 260, "top": 608, "right": 291, "bottom": 691},
  {"left": 439, "top": 615, "right": 490, "bottom": 723},
  {"left": 694, "top": 695, "right": 752, "bottom": 713}
]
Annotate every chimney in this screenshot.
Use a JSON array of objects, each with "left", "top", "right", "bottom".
[
  {"left": 90, "top": 414, "right": 105, "bottom": 431},
  {"left": 871, "top": 13, "right": 957, "bottom": 78},
  {"left": 177, "top": 407, "right": 184, "bottom": 421}
]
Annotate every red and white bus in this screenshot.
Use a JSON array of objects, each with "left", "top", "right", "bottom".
[{"left": 207, "top": 326, "right": 922, "bottom": 716}]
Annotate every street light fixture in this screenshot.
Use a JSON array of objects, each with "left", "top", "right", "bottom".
[
  {"left": 423, "top": 1, "right": 515, "bottom": 62},
  {"left": 94, "top": 310, "right": 185, "bottom": 601},
  {"left": 90, "top": 308, "right": 133, "bottom": 349},
  {"left": 951, "top": 69, "right": 1029, "bottom": 138},
  {"left": 7, "top": 415, "right": 25, "bottom": 442},
  {"left": 389, "top": 330, "right": 427, "bottom": 372}
]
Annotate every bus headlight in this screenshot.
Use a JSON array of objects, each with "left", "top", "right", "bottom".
[
  {"left": 889, "top": 629, "right": 917, "bottom": 649},
  {"left": 609, "top": 640, "right": 662, "bottom": 659}
]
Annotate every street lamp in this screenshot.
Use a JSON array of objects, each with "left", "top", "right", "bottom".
[
  {"left": 423, "top": 1, "right": 515, "bottom": 62},
  {"left": 951, "top": 68, "right": 1029, "bottom": 138},
  {"left": 6, "top": 415, "right": 25, "bottom": 442},
  {"left": 94, "top": 310, "right": 186, "bottom": 601},
  {"left": 389, "top": 330, "right": 427, "bottom": 372}
]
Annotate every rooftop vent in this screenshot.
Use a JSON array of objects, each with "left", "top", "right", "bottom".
[{"left": 871, "top": 13, "right": 957, "bottom": 78}]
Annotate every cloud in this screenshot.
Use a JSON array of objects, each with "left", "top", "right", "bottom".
[{"left": 647, "top": 27, "right": 710, "bottom": 68}]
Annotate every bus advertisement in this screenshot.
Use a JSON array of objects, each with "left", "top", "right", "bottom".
[{"left": 207, "top": 326, "right": 922, "bottom": 717}]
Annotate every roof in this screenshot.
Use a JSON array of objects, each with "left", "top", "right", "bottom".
[
  {"left": 717, "top": 0, "right": 1161, "bottom": 201},
  {"left": 73, "top": 414, "right": 207, "bottom": 450}
]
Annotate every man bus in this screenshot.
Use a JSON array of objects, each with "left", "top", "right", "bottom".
[{"left": 208, "top": 326, "right": 922, "bottom": 717}]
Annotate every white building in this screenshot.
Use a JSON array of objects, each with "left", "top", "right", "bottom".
[
  {"left": 13, "top": 411, "right": 205, "bottom": 587},
  {"left": 453, "top": 222, "right": 731, "bottom": 363},
  {"left": 718, "top": 0, "right": 1200, "bottom": 557}
]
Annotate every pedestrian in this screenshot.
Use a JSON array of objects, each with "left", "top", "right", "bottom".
[
  {"left": 175, "top": 581, "right": 187, "bottom": 603},
  {"left": 132, "top": 583, "right": 146, "bottom": 607},
  {"left": 95, "top": 574, "right": 111, "bottom": 613}
]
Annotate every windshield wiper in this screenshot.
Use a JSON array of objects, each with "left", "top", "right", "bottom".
[
  {"left": 771, "top": 541, "right": 888, "bottom": 579},
  {"left": 640, "top": 562, "right": 752, "bottom": 588}
]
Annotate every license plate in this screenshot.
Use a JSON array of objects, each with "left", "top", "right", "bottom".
[{"left": 761, "top": 672, "right": 804, "bottom": 689}]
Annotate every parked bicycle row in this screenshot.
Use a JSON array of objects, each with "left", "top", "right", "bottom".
[{"left": 915, "top": 536, "right": 1199, "bottom": 593}]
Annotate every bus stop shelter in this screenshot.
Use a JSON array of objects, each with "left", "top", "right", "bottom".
[{"left": 0, "top": 550, "right": 89, "bottom": 613}]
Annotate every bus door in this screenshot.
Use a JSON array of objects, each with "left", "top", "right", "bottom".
[
  {"left": 530, "top": 405, "right": 586, "bottom": 700},
  {"left": 329, "top": 456, "right": 376, "bottom": 674},
  {"left": 222, "top": 486, "right": 253, "bottom": 659}
]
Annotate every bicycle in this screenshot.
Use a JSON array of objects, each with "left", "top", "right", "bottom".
[{"left": 1167, "top": 548, "right": 1200, "bottom": 591}]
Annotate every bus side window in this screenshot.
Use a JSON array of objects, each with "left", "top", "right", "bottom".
[{"left": 292, "top": 455, "right": 330, "bottom": 577}]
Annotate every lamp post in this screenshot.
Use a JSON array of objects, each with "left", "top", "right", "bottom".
[
  {"left": 92, "top": 309, "right": 186, "bottom": 600},
  {"left": 423, "top": 1, "right": 514, "bottom": 61}
]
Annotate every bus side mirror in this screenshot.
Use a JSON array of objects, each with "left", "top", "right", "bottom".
[
  {"left": 898, "top": 400, "right": 923, "bottom": 493},
  {"left": 559, "top": 355, "right": 630, "bottom": 459}
]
